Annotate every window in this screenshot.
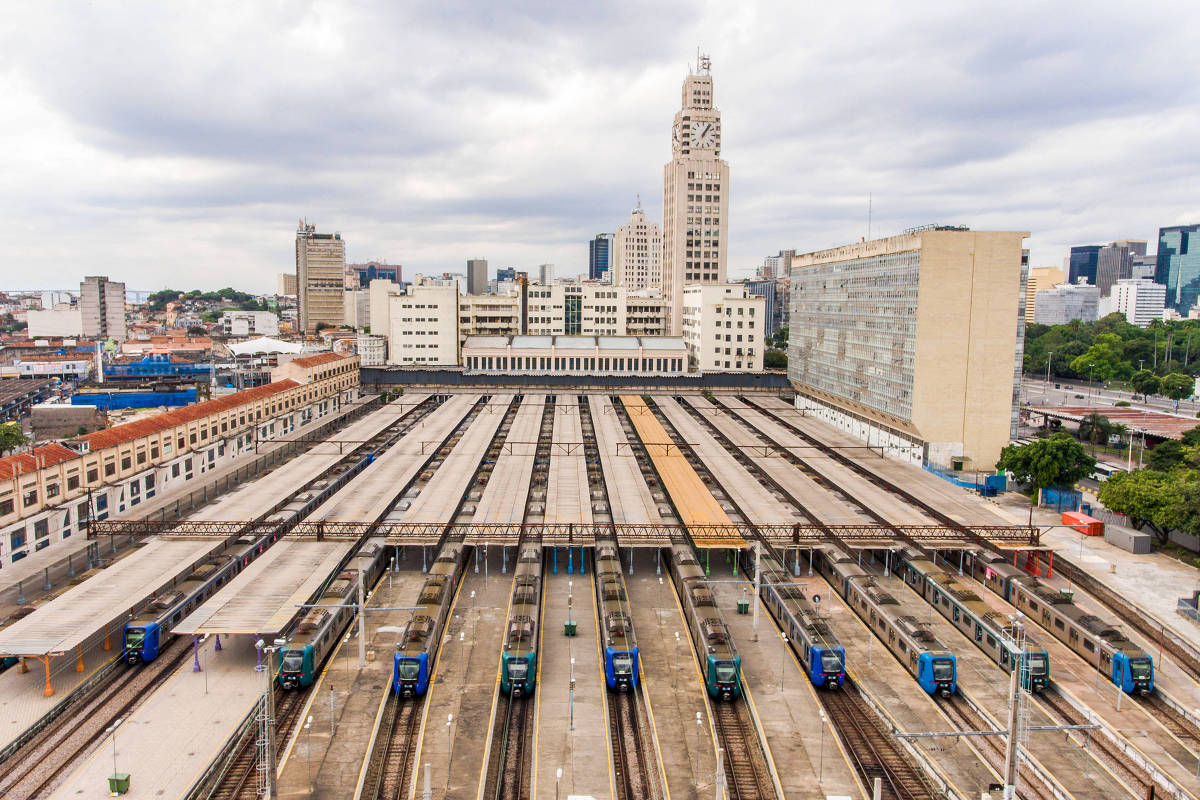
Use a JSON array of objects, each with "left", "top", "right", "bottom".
[
  {"left": 23, "top": 488, "right": 37, "bottom": 506},
  {"left": 104, "top": 462, "right": 115, "bottom": 477},
  {"left": 87, "top": 467, "right": 98, "bottom": 483},
  {"left": 45, "top": 483, "right": 60, "bottom": 499},
  {"left": 0, "top": 498, "right": 12, "bottom": 516},
  {"left": 121, "top": 456, "right": 131, "bottom": 470}
]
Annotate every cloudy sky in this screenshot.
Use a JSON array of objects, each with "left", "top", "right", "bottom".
[{"left": 2, "top": 0, "right": 1198, "bottom": 293}]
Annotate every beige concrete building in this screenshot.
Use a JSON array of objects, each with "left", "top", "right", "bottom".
[
  {"left": 343, "top": 288, "right": 370, "bottom": 330},
  {"left": 662, "top": 55, "right": 730, "bottom": 334},
  {"left": 681, "top": 284, "right": 765, "bottom": 373},
  {"left": 626, "top": 293, "right": 669, "bottom": 337},
  {"left": 1025, "top": 265, "right": 1066, "bottom": 323},
  {"left": 277, "top": 273, "right": 298, "bottom": 296},
  {"left": 459, "top": 293, "right": 520, "bottom": 338},
  {"left": 462, "top": 335, "right": 686, "bottom": 376},
  {"left": 27, "top": 306, "right": 84, "bottom": 338},
  {"left": 525, "top": 283, "right": 624, "bottom": 336},
  {"left": 788, "top": 228, "right": 1028, "bottom": 469},
  {"left": 80, "top": 276, "right": 127, "bottom": 341},
  {"left": 612, "top": 204, "right": 663, "bottom": 291},
  {"left": 296, "top": 222, "right": 345, "bottom": 333},
  {"left": 383, "top": 284, "right": 459, "bottom": 366}
]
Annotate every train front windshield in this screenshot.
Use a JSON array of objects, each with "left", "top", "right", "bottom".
[
  {"left": 397, "top": 659, "right": 420, "bottom": 681},
  {"left": 1130, "top": 657, "right": 1153, "bottom": 682},
  {"left": 124, "top": 629, "right": 145, "bottom": 650},
  {"left": 715, "top": 660, "right": 737, "bottom": 684},
  {"left": 820, "top": 651, "right": 843, "bottom": 674},
  {"left": 1026, "top": 653, "right": 1047, "bottom": 676},
  {"left": 280, "top": 651, "right": 304, "bottom": 673},
  {"left": 932, "top": 658, "right": 954, "bottom": 681},
  {"left": 612, "top": 653, "right": 634, "bottom": 676},
  {"left": 507, "top": 661, "right": 528, "bottom": 683}
]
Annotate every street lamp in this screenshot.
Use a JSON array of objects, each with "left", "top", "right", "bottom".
[
  {"left": 1088, "top": 363, "right": 1096, "bottom": 404},
  {"left": 1045, "top": 352, "right": 1053, "bottom": 399},
  {"left": 569, "top": 657, "right": 576, "bottom": 731},
  {"left": 304, "top": 715, "right": 314, "bottom": 795},
  {"left": 818, "top": 708, "right": 827, "bottom": 783},
  {"left": 779, "top": 633, "right": 788, "bottom": 690},
  {"left": 673, "top": 632, "right": 681, "bottom": 688},
  {"left": 555, "top": 767, "right": 563, "bottom": 800},
  {"left": 106, "top": 717, "right": 124, "bottom": 786}
]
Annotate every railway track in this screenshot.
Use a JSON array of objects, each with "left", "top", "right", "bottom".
[
  {"left": 710, "top": 701, "right": 777, "bottom": 800},
  {"left": 0, "top": 637, "right": 193, "bottom": 798},
  {"left": 208, "top": 686, "right": 308, "bottom": 800},
  {"left": 1037, "top": 688, "right": 1152, "bottom": 798},
  {"left": 819, "top": 683, "right": 937, "bottom": 800},
  {"left": 485, "top": 696, "right": 534, "bottom": 800},
  {"left": 1142, "top": 692, "right": 1200, "bottom": 751},
  {"left": 1051, "top": 557, "right": 1200, "bottom": 683},
  {"left": 608, "top": 691, "right": 659, "bottom": 800},
  {"left": 361, "top": 692, "right": 423, "bottom": 800},
  {"left": 941, "top": 694, "right": 1059, "bottom": 800}
]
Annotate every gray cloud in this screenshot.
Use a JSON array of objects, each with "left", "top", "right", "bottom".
[{"left": 1, "top": 0, "right": 1198, "bottom": 291}]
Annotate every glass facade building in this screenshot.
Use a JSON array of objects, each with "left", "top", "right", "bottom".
[
  {"left": 789, "top": 250, "right": 920, "bottom": 421},
  {"left": 1157, "top": 225, "right": 1200, "bottom": 313},
  {"left": 589, "top": 234, "right": 614, "bottom": 282},
  {"left": 1068, "top": 245, "right": 1101, "bottom": 286}
]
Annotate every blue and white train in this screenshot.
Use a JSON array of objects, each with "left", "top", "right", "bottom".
[
  {"left": 123, "top": 537, "right": 263, "bottom": 663},
  {"left": 393, "top": 536, "right": 468, "bottom": 697},
  {"left": 739, "top": 546, "right": 845, "bottom": 688},
  {"left": 594, "top": 538, "right": 639, "bottom": 691},
  {"left": 810, "top": 545, "right": 957, "bottom": 697}
]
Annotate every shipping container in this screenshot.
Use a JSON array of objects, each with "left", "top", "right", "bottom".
[{"left": 1062, "top": 511, "right": 1104, "bottom": 537}]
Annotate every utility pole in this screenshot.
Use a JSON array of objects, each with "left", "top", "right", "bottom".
[
  {"left": 751, "top": 541, "right": 761, "bottom": 641},
  {"left": 1002, "top": 620, "right": 1028, "bottom": 800},
  {"left": 357, "top": 571, "right": 366, "bottom": 668}
]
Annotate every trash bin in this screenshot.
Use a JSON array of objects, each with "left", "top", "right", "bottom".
[
  {"left": 108, "top": 774, "right": 131, "bottom": 795},
  {"left": 563, "top": 621, "right": 577, "bottom": 637},
  {"left": 736, "top": 599, "right": 749, "bottom": 615}
]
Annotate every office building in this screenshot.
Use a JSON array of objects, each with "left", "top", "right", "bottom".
[
  {"left": 1024, "top": 266, "right": 1066, "bottom": 323},
  {"left": 1131, "top": 253, "right": 1157, "bottom": 280},
  {"left": 538, "top": 263, "right": 555, "bottom": 285},
  {"left": 276, "top": 273, "right": 298, "bottom": 296},
  {"left": 745, "top": 279, "right": 789, "bottom": 337},
  {"left": 662, "top": 54, "right": 730, "bottom": 334},
  {"left": 1157, "top": 224, "right": 1200, "bottom": 313},
  {"left": 1033, "top": 282, "right": 1099, "bottom": 325},
  {"left": 761, "top": 250, "right": 794, "bottom": 279},
  {"left": 342, "top": 289, "right": 371, "bottom": 330},
  {"left": 588, "top": 234, "right": 615, "bottom": 282},
  {"left": 381, "top": 284, "right": 459, "bottom": 365},
  {"left": 525, "top": 284, "right": 625, "bottom": 337},
  {"left": 80, "top": 276, "right": 127, "bottom": 341},
  {"left": 295, "top": 222, "right": 345, "bottom": 334},
  {"left": 681, "top": 284, "right": 765, "bottom": 372},
  {"left": 496, "top": 267, "right": 517, "bottom": 285},
  {"left": 625, "top": 293, "right": 669, "bottom": 337},
  {"left": 345, "top": 262, "right": 401, "bottom": 289},
  {"left": 1095, "top": 240, "right": 1147, "bottom": 297},
  {"left": 1112, "top": 278, "right": 1167, "bottom": 328},
  {"left": 612, "top": 205, "right": 662, "bottom": 291},
  {"left": 459, "top": 293, "right": 522, "bottom": 338},
  {"left": 1067, "top": 245, "right": 1101, "bottom": 287},
  {"left": 467, "top": 259, "right": 488, "bottom": 296},
  {"left": 788, "top": 228, "right": 1027, "bottom": 469},
  {"left": 221, "top": 311, "right": 279, "bottom": 337}
]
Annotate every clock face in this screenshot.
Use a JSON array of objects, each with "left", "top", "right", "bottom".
[{"left": 694, "top": 121, "right": 716, "bottom": 148}]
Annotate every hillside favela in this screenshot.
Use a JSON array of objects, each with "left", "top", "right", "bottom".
[{"left": 1, "top": 4, "right": 1198, "bottom": 800}]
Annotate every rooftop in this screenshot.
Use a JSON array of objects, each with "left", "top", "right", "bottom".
[
  {"left": 462, "top": 335, "right": 685, "bottom": 351},
  {"left": 288, "top": 352, "right": 347, "bottom": 369},
  {"left": 1028, "top": 405, "right": 1200, "bottom": 440},
  {"left": 0, "top": 443, "right": 80, "bottom": 480}
]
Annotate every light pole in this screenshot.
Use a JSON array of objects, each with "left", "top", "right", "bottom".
[
  {"left": 779, "top": 633, "right": 788, "bottom": 690},
  {"left": 1088, "top": 363, "right": 1096, "bottom": 405},
  {"left": 817, "top": 708, "right": 827, "bottom": 783},
  {"left": 304, "top": 715, "right": 314, "bottom": 795},
  {"left": 459, "top": 631, "right": 466, "bottom": 687},
  {"left": 106, "top": 717, "right": 124, "bottom": 783},
  {"left": 1045, "top": 352, "right": 1053, "bottom": 399},
  {"left": 446, "top": 713, "right": 454, "bottom": 786},
  {"left": 673, "top": 632, "right": 681, "bottom": 689},
  {"left": 569, "top": 657, "right": 576, "bottom": 731},
  {"left": 555, "top": 767, "right": 563, "bottom": 800}
]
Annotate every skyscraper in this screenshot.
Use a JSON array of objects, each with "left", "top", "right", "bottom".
[
  {"left": 1068, "top": 245, "right": 1101, "bottom": 286},
  {"left": 1157, "top": 224, "right": 1200, "bottom": 313},
  {"left": 539, "top": 263, "right": 555, "bottom": 285},
  {"left": 612, "top": 204, "right": 662, "bottom": 291},
  {"left": 80, "top": 276, "right": 127, "bottom": 341},
  {"left": 1094, "top": 240, "right": 1146, "bottom": 297},
  {"left": 296, "top": 222, "right": 346, "bottom": 334},
  {"left": 588, "top": 234, "right": 615, "bottom": 282},
  {"left": 662, "top": 54, "right": 730, "bottom": 335},
  {"left": 345, "top": 262, "right": 401, "bottom": 289},
  {"left": 467, "top": 259, "right": 488, "bottom": 295}
]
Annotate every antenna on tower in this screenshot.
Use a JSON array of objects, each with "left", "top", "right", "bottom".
[{"left": 636, "top": 194, "right": 642, "bottom": 212}]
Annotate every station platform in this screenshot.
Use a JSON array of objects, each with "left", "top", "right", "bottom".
[
  {"left": 588, "top": 396, "right": 663, "bottom": 525},
  {"left": 412, "top": 547, "right": 510, "bottom": 798},
  {"left": 48, "top": 634, "right": 262, "bottom": 800},
  {"left": 473, "top": 395, "right": 545, "bottom": 524},
  {"left": 704, "top": 556, "right": 860, "bottom": 799},
  {"left": 535, "top": 561, "right": 611, "bottom": 800},
  {"left": 275, "top": 560, "right": 429, "bottom": 800},
  {"left": 174, "top": 540, "right": 351, "bottom": 637},
  {"left": 544, "top": 403, "right": 592, "bottom": 524},
  {"left": 623, "top": 549, "right": 716, "bottom": 800}
]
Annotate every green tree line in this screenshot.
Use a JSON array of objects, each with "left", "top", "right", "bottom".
[
  {"left": 1025, "top": 313, "right": 1200, "bottom": 381},
  {"left": 148, "top": 288, "right": 268, "bottom": 311}
]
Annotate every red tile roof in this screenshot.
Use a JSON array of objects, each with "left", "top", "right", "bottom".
[
  {"left": 289, "top": 353, "right": 347, "bottom": 368},
  {"left": 0, "top": 444, "right": 81, "bottom": 480},
  {"left": 74, "top": 379, "right": 300, "bottom": 450}
]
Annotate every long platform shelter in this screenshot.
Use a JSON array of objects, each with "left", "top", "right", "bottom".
[{"left": 0, "top": 538, "right": 224, "bottom": 695}]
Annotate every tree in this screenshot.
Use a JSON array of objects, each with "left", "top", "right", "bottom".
[
  {"left": 186, "top": 325, "right": 208, "bottom": 336},
  {"left": 1077, "top": 413, "right": 1112, "bottom": 448},
  {"left": 1069, "top": 334, "right": 1129, "bottom": 381},
  {"left": 1130, "top": 369, "right": 1161, "bottom": 399},
  {"left": 1180, "top": 425, "right": 1200, "bottom": 448},
  {"left": 1160, "top": 372, "right": 1194, "bottom": 404},
  {"left": 1097, "top": 469, "right": 1183, "bottom": 542},
  {"left": 996, "top": 434, "right": 1096, "bottom": 522},
  {"left": 763, "top": 350, "right": 788, "bottom": 370},
  {"left": 0, "top": 422, "right": 29, "bottom": 455},
  {"left": 1146, "top": 440, "right": 1187, "bottom": 471}
]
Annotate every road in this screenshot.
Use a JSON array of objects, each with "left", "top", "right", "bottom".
[{"left": 1021, "top": 376, "right": 1198, "bottom": 415}]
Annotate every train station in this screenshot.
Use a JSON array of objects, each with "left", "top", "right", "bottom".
[{"left": 1, "top": 377, "right": 1198, "bottom": 800}]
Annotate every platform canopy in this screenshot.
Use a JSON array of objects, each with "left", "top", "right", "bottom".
[
  {"left": 173, "top": 541, "right": 351, "bottom": 636},
  {"left": 0, "top": 538, "right": 220, "bottom": 657}
]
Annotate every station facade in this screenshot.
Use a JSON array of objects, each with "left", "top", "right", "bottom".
[{"left": 0, "top": 352, "right": 359, "bottom": 567}]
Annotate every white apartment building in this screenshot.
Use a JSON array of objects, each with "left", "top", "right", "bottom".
[
  {"left": 626, "top": 293, "right": 668, "bottom": 337},
  {"left": 80, "top": 276, "right": 127, "bottom": 341},
  {"left": 356, "top": 333, "right": 387, "bottom": 366},
  {"left": 343, "top": 289, "right": 371, "bottom": 330},
  {"left": 525, "top": 283, "right": 625, "bottom": 336},
  {"left": 1112, "top": 278, "right": 1167, "bottom": 328},
  {"left": 1033, "top": 282, "right": 1099, "bottom": 325},
  {"left": 459, "top": 293, "right": 521, "bottom": 338},
  {"left": 612, "top": 205, "right": 663, "bottom": 291},
  {"left": 681, "top": 284, "right": 765, "bottom": 372},
  {"left": 538, "top": 263, "right": 555, "bottom": 285},
  {"left": 383, "top": 284, "right": 459, "bottom": 365},
  {"left": 28, "top": 306, "right": 84, "bottom": 338},
  {"left": 221, "top": 310, "right": 280, "bottom": 337}
]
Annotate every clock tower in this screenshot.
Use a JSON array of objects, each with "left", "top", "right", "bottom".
[{"left": 662, "top": 54, "right": 730, "bottom": 335}]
